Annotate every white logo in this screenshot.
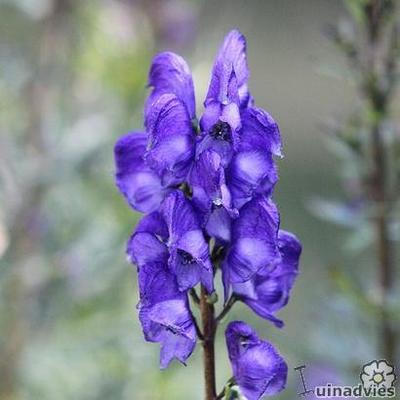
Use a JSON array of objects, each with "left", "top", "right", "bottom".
[
  {"left": 360, "top": 360, "right": 396, "bottom": 390},
  {"left": 310, "top": 360, "right": 396, "bottom": 398}
]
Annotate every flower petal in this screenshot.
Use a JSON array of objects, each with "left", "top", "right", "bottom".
[
  {"left": 145, "top": 94, "right": 195, "bottom": 185},
  {"left": 161, "top": 191, "right": 214, "bottom": 292},
  {"left": 127, "top": 232, "right": 168, "bottom": 267},
  {"left": 205, "top": 30, "right": 249, "bottom": 108},
  {"left": 136, "top": 261, "right": 180, "bottom": 307},
  {"left": 224, "top": 197, "right": 281, "bottom": 284},
  {"left": 205, "top": 206, "right": 233, "bottom": 243},
  {"left": 189, "top": 149, "right": 238, "bottom": 241},
  {"left": 232, "top": 230, "right": 301, "bottom": 327},
  {"left": 160, "top": 190, "right": 200, "bottom": 239},
  {"left": 139, "top": 298, "right": 196, "bottom": 369},
  {"left": 135, "top": 211, "right": 169, "bottom": 241},
  {"left": 225, "top": 321, "right": 288, "bottom": 400},
  {"left": 114, "top": 132, "right": 165, "bottom": 212},
  {"left": 240, "top": 107, "right": 282, "bottom": 157},
  {"left": 228, "top": 150, "right": 277, "bottom": 209},
  {"left": 147, "top": 51, "right": 196, "bottom": 119}
]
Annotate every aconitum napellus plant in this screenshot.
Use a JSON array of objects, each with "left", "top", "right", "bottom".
[{"left": 114, "top": 30, "right": 301, "bottom": 400}]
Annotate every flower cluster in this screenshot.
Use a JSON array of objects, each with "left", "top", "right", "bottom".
[{"left": 114, "top": 30, "right": 301, "bottom": 399}]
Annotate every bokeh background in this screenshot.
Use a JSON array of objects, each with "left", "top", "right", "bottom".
[{"left": 1, "top": 0, "right": 398, "bottom": 399}]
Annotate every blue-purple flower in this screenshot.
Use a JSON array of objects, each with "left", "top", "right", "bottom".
[
  {"left": 189, "top": 149, "right": 238, "bottom": 242},
  {"left": 200, "top": 29, "right": 250, "bottom": 156},
  {"left": 226, "top": 321, "right": 288, "bottom": 400},
  {"left": 232, "top": 230, "right": 301, "bottom": 327},
  {"left": 129, "top": 191, "right": 214, "bottom": 294},
  {"left": 115, "top": 52, "right": 196, "bottom": 213},
  {"left": 127, "top": 215, "right": 197, "bottom": 368},
  {"left": 222, "top": 196, "right": 281, "bottom": 295},
  {"left": 114, "top": 28, "right": 301, "bottom": 394},
  {"left": 114, "top": 132, "right": 166, "bottom": 213}
]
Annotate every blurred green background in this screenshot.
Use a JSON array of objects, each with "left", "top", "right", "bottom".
[{"left": 1, "top": 0, "right": 398, "bottom": 399}]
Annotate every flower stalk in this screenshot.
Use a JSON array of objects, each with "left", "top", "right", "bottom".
[{"left": 200, "top": 285, "right": 217, "bottom": 400}]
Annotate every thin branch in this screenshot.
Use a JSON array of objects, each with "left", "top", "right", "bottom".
[
  {"left": 189, "top": 287, "right": 200, "bottom": 306},
  {"left": 216, "top": 296, "right": 237, "bottom": 324},
  {"left": 216, "top": 388, "right": 226, "bottom": 400},
  {"left": 363, "top": 0, "right": 397, "bottom": 363},
  {"left": 191, "top": 312, "right": 204, "bottom": 341}
]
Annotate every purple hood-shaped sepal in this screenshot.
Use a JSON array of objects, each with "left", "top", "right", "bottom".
[
  {"left": 114, "top": 132, "right": 166, "bottom": 213},
  {"left": 140, "top": 297, "right": 196, "bottom": 369},
  {"left": 146, "top": 51, "right": 196, "bottom": 120},
  {"left": 127, "top": 227, "right": 196, "bottom": 369},
  {"left": 204, "top": 29, "right": 250, "bottom": 112},
  {"left": 232, "top": 230, "right": 301, "bottom": 328},
  {"left": 222, "top": 196, "right": 281, "bottom": 298},
  {"left": 145, "top": 93, "right": 195, "bottom": 186},
  {"left": 189, "top": 149, "right": 238, "bottom": 243},
  {"left": 144, "top": 51, "right": 197, "bottom": 186},
  {"left": 160, "top": 190, "right": 214, "bottom": 293},
  {"left": 225, "top": 321, "right": 288, "bottom": 400},
  {"left": 228, "top": 107, "right": 282, "bottom": 209},
  {"left": 198, "top": 30, "right": 250, "bottom": 165},
  {"left": 128, "top": 193, "right": 214, "bottom": 294}
]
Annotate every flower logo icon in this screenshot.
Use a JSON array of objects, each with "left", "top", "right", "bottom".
[{"left": 360, "top": 360, "right": 396, "bottom": 389}]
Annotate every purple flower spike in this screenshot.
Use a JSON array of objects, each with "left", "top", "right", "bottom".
[
  {"left": 114, "top": 30, "right": 301, "bottom": 389},
  {"left": 232, "top": 230, "right": 301, "bottom": 327},
  {"left": 114, "top": 132, "right": 166, "bottom": 213},
  {"left": 223, "top": 196, "right": 281, "bottom": 295},
  {"left": 225, "top": 321, "right": 288, "bottom": 400},
  {"left": 161, "top": 190, "right": 214, "bottom": 293}
]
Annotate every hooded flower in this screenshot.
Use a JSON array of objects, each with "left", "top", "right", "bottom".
[
  {"left": 196, "top": 30, "right": 282, "bottom": 213},
  {"left": 144, "top": 52, "right": 196, "bottom": 186},
  {"left": 225, "top": 321, "right": 288, "bottom": 400},
  {"left": 127, "top": 222, "right": 196, "bottom": 369},
  {"left": 146, "top": 51, "right": 196, "bottom": 120},
  {"left": 201, "top": 29, "right": 250, "bottom": 130},
  {"left": 114, "top": 52, "right": 196, "bottom": 213},
  {"left": 114, "top": 132, "right": 167, "bottom": 213},
  {"left": 232, "top": 230, "right": 301, "bottom": 328},
  {"left": 189, "top": 149, "right": 238, "bottom": 242},
  {"left": 222, "top": 196, "right": 281, "bottom": 298},
  {"left": 161, "top": 190, "right": 214, "bottom": 293},
  {"left": 227, "top": 107, "right": 282, "bottom": 209},
  {"left": 198, "top": 30, "right": 249, "bottom": 165},
  {"left": 128, "top": 190, "right": 213, "bottom": 293}
]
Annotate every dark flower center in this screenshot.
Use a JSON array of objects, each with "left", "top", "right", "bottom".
[
  {"left": 209, "top": 121, "right": 231, "bottom": 141},
  {"left": 178, "top": 249, "right": 196, "bottom": 265}
]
